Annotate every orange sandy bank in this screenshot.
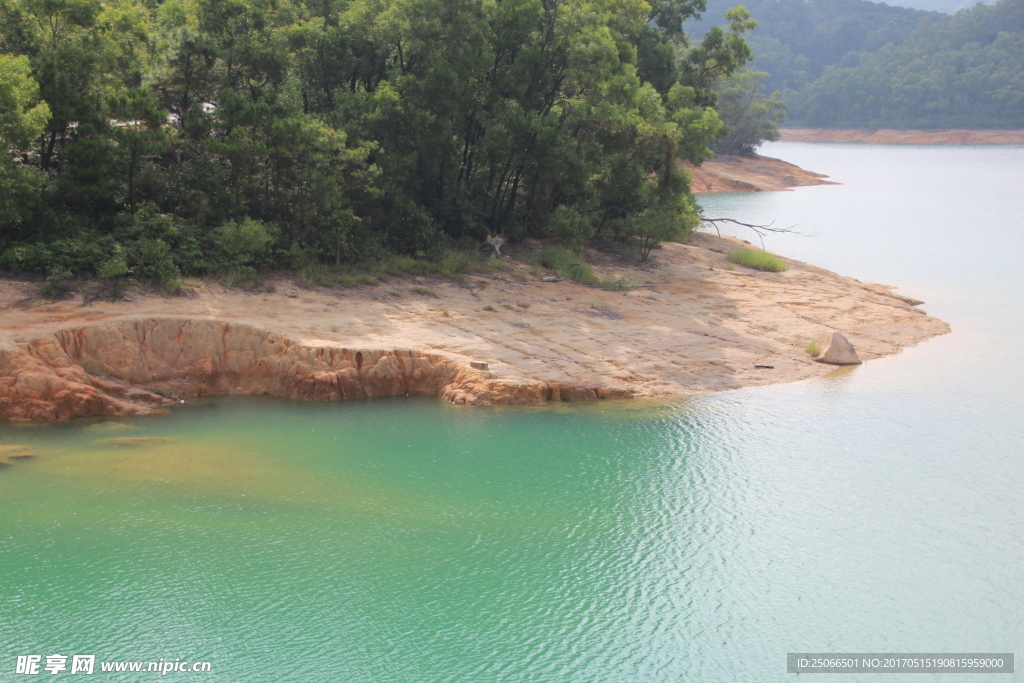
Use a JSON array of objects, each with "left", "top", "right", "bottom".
[
  {"left": 686, "top": 154, "right": 835, "bottom": 193},
  {"left": 780, "top": 128, "right": 1024, "bottom": 144},
  {"left": 0, "top": 233, "right": 948, "bottom": 421}
]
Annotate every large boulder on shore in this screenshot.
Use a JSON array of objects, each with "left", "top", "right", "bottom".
[{"left": 811, "top": 329, "right": 862, "bottom": 365}]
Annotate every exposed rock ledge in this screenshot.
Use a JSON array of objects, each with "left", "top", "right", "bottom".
[
  {"left": 0, "top": 318, "right": 620, "bottom": 421},
  {"left": 0, "top": 233, "right": 950, "bottom": 422},
  {"left": 686, "top": 153, "right": 835, "bottom": 193}
]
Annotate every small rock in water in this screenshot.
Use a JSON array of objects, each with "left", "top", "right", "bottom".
[{"left": 811, "top": 329, "right": 863, "bottom": 365}]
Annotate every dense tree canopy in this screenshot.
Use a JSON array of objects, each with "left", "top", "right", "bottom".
[{"left": 0, "top": 0, "right": 758, "bottom": 281}]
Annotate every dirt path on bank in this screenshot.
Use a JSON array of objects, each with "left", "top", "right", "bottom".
[{"left": 0, "top": 233, "right": 949, "bottom": 419}]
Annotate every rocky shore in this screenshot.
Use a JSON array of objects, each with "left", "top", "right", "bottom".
[{"left": 0, "top": 233, "right": 949, "bottom": 421}]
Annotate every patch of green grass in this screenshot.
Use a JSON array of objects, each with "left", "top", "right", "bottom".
[
  {"left": 724, "top": 263, "right": 735, "bottom": 271},
  {"left": 298, "top": 264, "right": 381, "bottom": 289},
  {"left": 375, "top": 249, "right": 475, "bottom": 281},
  {"left": 482, "top": 305, "right": 495, "bottom": 311},
  {"left": 480, "top": 257, "right": 513, "bottom": 273},
  {"left": 727, "top": 248, "right": 788, "bottom": 272},
  {"left": 221, "top": 266, "right": 265, "bottom": 290},
  {"left": 539, "top": 247, "right": 634, "bottom": 291},
  {"left": 156, "top": 277, "right": 195, "bottom": 296},
  {"left": 598, "top": 277, "right": 634, "bottom": 291},
  {"left": 297, "top": 264, "right": 338, "bottom": 288},
  {"left": 541, "top": 248, "right": 600, "bottom": 286},
  {"left": 388, "top": 290, "right": 402, "bottom": 298},
  {"left": 412, "top": 286, "right": 438, "bottom": 297},
  {"left": 517, "top": 302, "right": 530, "bottom": 308},
  {"left": 805, "top": 341, "right": 820, "bottom": 356}
]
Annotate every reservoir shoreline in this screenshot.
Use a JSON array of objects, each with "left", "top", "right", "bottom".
[{"left": 0, "top": 231, "right": 948, "bottom": 421}]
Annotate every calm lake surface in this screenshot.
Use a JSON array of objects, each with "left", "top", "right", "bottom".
[{"left": 2, "top": 142, "right": 1022, "bottom": 681}]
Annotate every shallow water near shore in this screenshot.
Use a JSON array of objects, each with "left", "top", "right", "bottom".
[{"left": 2, "top": 142, "right": 1022, "bottom": 681}]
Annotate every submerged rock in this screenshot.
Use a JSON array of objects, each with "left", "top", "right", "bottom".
[
  {"left": 85, "top": 421, "right": 139, "bottom": 433},
  {"left": 95, "top": 437, "right": 175, "bottom": 448},
  {"left": 812, "top": 329, "right": 863, "bottom": 365}
]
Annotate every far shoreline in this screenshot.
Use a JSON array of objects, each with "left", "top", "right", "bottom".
[{"left": 779, "top": 128, "right": 1024, "bottom": 144}]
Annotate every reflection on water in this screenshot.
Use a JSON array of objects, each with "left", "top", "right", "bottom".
[{"left": 1, "top": 143, "right": 1022, "bottom": 682}]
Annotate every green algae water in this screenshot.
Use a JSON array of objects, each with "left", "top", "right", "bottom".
[{"left": 2, "top": 143, "right": 1023, "bottom": 681}]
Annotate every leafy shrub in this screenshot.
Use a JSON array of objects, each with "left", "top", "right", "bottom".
[
  {"left": 135, "top": 238, "right": 181, "bottom": 289},
  {"left": 548, "top": 207, "right": 594, "bottom": 254},
  {"left": 215, "top": 219, "right": 279, "bottom": 268},
  {"left": 94, "top": 246, "right": 130, "bottom": 299},
  {"left": 39, "top": 267, "right": 75, "bottom": 299}
]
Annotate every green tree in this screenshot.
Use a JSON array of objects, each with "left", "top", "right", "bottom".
[
  {"left": 712, "top": 68, "right": 785, "bottom": 154},
  {"left": 108, "top": 88, "right": 169, "bottom": 213},
  {"left": 0, "top": 54, "right": 49, "bottom": 232}
]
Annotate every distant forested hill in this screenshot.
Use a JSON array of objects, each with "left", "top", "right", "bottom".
[
  {"left": 699, "top": 0, "right": 1024, "bottom": 128},
  {"left": 888, "top": 0, "right": 992, "bottom": 14}
]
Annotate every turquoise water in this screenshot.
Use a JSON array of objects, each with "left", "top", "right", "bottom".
[{"left": 2, "top": 142, "right": 1022, "bottom": 681}]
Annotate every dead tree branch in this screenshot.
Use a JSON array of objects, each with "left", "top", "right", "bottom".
[{"left": 699, "top": 217, "right": 808, "bottom": 249}]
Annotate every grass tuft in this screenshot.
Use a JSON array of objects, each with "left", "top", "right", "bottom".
[
  {"left": 727, "top": 248, "right": 788, "bottom": 272},
  {"left": 221, "top": 266, "right": 265, "bottom": 291},
  {"left": 541, "top": 248, "right": 600, "bottom": 286},
  {"left": 412, "top": 286, "right": 438, "bottom": 297},
  {"left": 539, "top": 248, "right": 632, "bottom": 290},
  {"left": 376, "top": 249, "right": 475, "bottom": 281},
  {"left": 805, "top": 341, "right": 820, "bottom": 356}
]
